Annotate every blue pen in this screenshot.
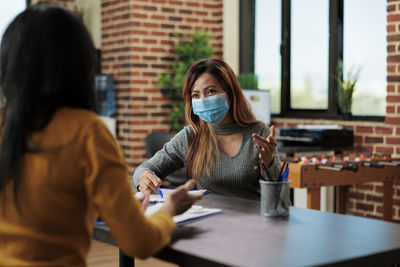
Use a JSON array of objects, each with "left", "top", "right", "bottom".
[
  {"left": 282, "top": 166, "right": 289, "bottom": 181},
  {"left": 152, "top": 171, "right": 163, "bottom": 199}
]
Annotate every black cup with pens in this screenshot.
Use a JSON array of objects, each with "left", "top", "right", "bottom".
[{"left": 259, "top": 162, "right": 292, "bottom": 216}]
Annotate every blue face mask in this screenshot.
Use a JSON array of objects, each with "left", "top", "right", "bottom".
[{"left": 192, "top": 93, "right": 229, "bottom": 123}]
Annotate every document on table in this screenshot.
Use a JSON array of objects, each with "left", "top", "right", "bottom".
[
  {"left": 145, "top": 203, "right": 223, "bottom": 226},
  {"left": 141, "top": 189, "right": 222, "bottom": 225}
]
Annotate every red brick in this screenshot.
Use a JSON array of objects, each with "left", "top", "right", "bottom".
[
  {"left": 195, "top": 11, "right": 208, "bottom": 16},
  {"left": 387, "top": 137, "right": 400, "bottom": 145},
  {"left": 366, "top": 194, "right": 383, "bottom": 202},
  {"left": 355, "top": 126, "right": 373, "bottom": 134},
  {"left": 377, "top": 206, "right": 384, "bottom": 214},
  {"left": 356, "top": 203, "right": 374, "bottom": 211},
  {"left": 130, "top": 47, "right": 147, "bottom": 52},
  {"left": 349, "top": 192, "right": 364, "bottom": 200},
  {"left": 161, "top": 40, "right": 174, "bottom": 45},
  {"left": 170, "top": 0, "right": 183, "bottom": 5},
  {"left": 387, "top": 85, "right": 395, "bottom": 92},
  {"left": 161, "top": 24, "right": 175, "bottom": 29},
  {"left": 388, "top": 24, "right": 396, "bottom": 33},
  {"left": 387, "top": 75, "right": 400, "bottom": 82},
  {"left": 388, "top": 4, "right": 396, "bottom": 12},
  {"left": 150, "top": 47, "right": 166, "bottom": 53},
  {"left": 387, "top": 95, "right": 400, "bottom": 102},
  {"left": 143, "top": 56, "right": 157, "bottom": 60},
  {"left": 179, "top": 9, "right": 192, "bottom": 14},
  {"left": 387, "top": 106, "right": 395, "bottom": 114},
  {"left": 169, "top": 16, "right": 183, "bottom": 22},
  {"left": 143, "top": 23, "right": 158, "bottom": 28},
  {"left": 179, "top": 25, "right": 192, "bottom": 30},
  {"left": 151, "top": 15, "right": 166, "bottom": 20},
  {"left": 143, "top": 5, "right": 157, "bottom": 11},
  {"left": 187, "top": 18, "right": 199, "bottom": 23},
  {"left": 388, "top": 14, "right": 400, "bottom": 22},
  {"left": 204, "top": 3, "right": 222, "bottom": 8},
  {"left": 143, "top": 39, "right": 157, "bottom": 44},
  {"left": 162, "top": 7, "right": 175, "bottom": 13},
  {"left": 187, "top": 2, "right": 200, "bottom": 7},
  {"left": 203, "top": 19, "right": 217, "bottom": 24},
  {"left": 151, "top": 31, "right": 167, "bottom": 37},
  {"left": 132, "top": 12, "right": 147, "bottom": 19},
  {"left": 386, "top": 116, "right": 400, "bottom": 125},
  {"left": 387, "top": 65, "right": 396, "bottom": 72},
  {"left": 365, "top": 137, "right": 383, "bottom": 144},
  {"left": 375, "top": 127, "right": 393, "bottom": 135}
]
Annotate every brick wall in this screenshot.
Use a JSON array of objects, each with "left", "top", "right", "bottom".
[{"left": 100, "top": 0, "right": 223, "bottom": 175}]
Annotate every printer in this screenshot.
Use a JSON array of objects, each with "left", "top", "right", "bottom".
[{"left": 277, "top": 125, "right": 354, "bottom": 156}]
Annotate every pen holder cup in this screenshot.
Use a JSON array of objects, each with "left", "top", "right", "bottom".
[{"left": 259, "top": 179, "right": 292, "bottom": 217}]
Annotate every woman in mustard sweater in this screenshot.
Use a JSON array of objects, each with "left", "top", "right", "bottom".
[{"left": 0, "top": 4, "right": 201, "bottom": 266}]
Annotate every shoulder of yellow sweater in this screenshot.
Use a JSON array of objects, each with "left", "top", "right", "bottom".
[{"left": 27, "top": 108, "right": 106, "bottom": 150}]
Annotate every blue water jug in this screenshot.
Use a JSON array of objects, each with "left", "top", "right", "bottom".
[{"left": 94, "top": 74, "right": 115, "bottom": 116}]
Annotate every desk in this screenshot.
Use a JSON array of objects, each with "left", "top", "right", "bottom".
[{"left": 94, "top": 194, "right": 400, "bottom": 267}]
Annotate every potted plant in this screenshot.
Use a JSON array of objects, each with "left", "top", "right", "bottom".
[
  {"left": 158, "top": 31, "right": 213, "bottom": 133},
  {"left": 237, "top": 73, "right": 259, "bottom": 90},
  {"left": 336, "top": 63, "right": 361, "bottom": 119}
]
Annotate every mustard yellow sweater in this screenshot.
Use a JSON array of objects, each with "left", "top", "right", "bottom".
[{"left": 0, "top": 108, "right": 176, "bottom": 266}]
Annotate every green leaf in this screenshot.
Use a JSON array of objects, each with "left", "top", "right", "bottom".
[{"left": 158, "top": 30, "right": 214, "bottom": 132}]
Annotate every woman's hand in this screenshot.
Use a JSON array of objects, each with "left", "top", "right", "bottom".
[
  {"left": 252, "top": 125, "right": 277, "bottom": 168},
  {"left": 138, "top": 171, "right": 162, "bottom": 195},
  {"left": 135, "top": 191, "right": 150, "bottom": 211},
  {"left": 160, "top": 179, "right": 202, "bottom": 216}
]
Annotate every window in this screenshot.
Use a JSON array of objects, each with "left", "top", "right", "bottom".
[
  {"left": 252, "top": 0, "right": 385, "bottom": 120},
  {"left": 255, "top": 0, "right": 281, "bottom": 113},
  {"left": 343, "top": 0, "right": 386, "bottom": 116},
  {"left": 291, "top": 0, "right": 329, "bottom": 110}
]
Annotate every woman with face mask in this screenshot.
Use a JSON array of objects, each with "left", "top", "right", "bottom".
[{"left": 134, "top": 58, "right": 282, "bottom": 200}]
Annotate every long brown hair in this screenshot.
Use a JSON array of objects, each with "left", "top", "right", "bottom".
[{"left": 183, "top": 58, "right": 259, "bottom": 179}]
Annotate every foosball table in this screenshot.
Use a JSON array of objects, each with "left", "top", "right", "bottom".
[{"left": 285, "top": 153, "right": 400, "bottom": 221}]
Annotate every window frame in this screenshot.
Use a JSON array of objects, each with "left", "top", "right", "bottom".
[{"left": 247, "top": 0, "right": 385, "bottom": 122}]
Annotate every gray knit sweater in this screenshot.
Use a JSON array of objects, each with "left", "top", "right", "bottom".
[{"left": 133, "top": 122, "right": 281, "bottom": 200}]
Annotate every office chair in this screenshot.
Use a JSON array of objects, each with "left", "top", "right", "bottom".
[{"left": 144, "top": 132, "right": 186, "bottom": 186}]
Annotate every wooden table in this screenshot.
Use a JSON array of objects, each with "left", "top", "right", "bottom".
[
  {"left": 287, "top": 160, "right": 400, "bottom": 221},
  {"left": 94, "top": 193, "right": 400, "bottom": 267}
]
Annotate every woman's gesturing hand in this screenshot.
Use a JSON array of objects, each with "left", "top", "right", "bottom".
[
  {"left": 160, "top": 179, "right": 202, "bottom": 216},
  {"left": 138, "top": 171, "right": 162, "bottom": 195},
  {"left": 252, "top": 125, "right": 277, "bottom": 168}
]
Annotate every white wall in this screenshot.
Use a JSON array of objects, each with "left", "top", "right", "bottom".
[
  {"left": 223, "top": 0, "right": 239, "bottom": 74},
  {"left": 31, "top": 0, "right": 101, "bottom": 49}
]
